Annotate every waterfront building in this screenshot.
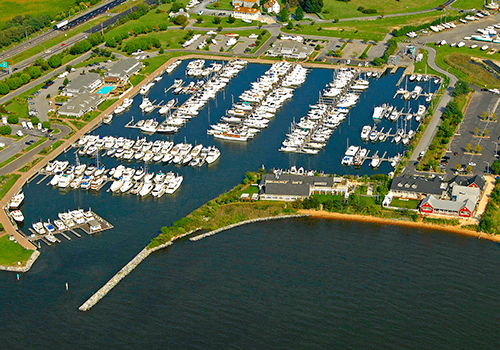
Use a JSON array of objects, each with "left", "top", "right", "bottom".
[
  {"left": 105, "top": 58, "right": 143, "bottom": 83},
  {"left": 390, "top": 174, "right": 448, "bottom": 200},
  {"left": 265, "top": 40, "right": 314, "bottom": 60},
  {"left": 258, "top": 173, "right": 348, "bottom": 201},
  {"left": 419, "top": 185, "right": 480, "bottom": 218},
  {"left": 57, "top": 92, "right": 103, "bottom": 118},
  {"left": 64, "top": 72, "right": 103, "bottom": 96}
]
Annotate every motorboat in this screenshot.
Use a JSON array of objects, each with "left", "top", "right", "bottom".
[
  {"left": 9, "top": 192, "right": 24, "bottom": 209},
  {"left": 43, "top": 221, "right": 56, "bottom": 233},
  {"left": 360, "top": 125, "right": 371, "bottom": 141},
  {"left": 139, "top": 183, "right": 154, "bottom": 197},
  {"left": 32, "top": 222, "right": 46, "bottom": 235},
  {"left": 11, "top": 210, "right": 24, "bottom": 223}
]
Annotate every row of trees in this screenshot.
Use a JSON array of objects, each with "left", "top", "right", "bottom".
[
  {"left": 122, "top": 37, "right": 161, "bottom": 55},
  {"left": 278, "top": 0, "right": 322, "bottom": 22}
]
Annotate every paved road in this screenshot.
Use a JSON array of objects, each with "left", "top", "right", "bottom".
[
  {"left": 0, "top": 0, "right": 120, "bottom": 63},
  {"left": 405, "top": 46, "right": 458, "bottom": 171}
]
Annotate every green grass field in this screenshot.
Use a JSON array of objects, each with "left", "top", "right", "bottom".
[
  {"left": 390, "top": 198, "right": 420, "bottom": 209},
  {"left": 319, "top": 0, "right": 445, "bottom": 20},
  {"left": 284, "top": 10, "right": 450, "bottom": 42},
  {"left": 431, "top": 44, "right": 500, "bottom": 88},
  {"left": 452, "top": 0, "right": 484, "bottom": 10},
  {"left": 207, "top": 0, "right": 233, "bottom": 11},
  {"left": 0, "top": 0, "right": 75, "bottom": 28},
  {"left": 0, "top": 235, "right": 34, "bottom": 266}
]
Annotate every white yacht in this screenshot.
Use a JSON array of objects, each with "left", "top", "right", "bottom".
[
  {"left": 360, "top": 125, "right": 371, "bottom": 141},
  {"left": 9, "top": 192, "right": 24, "bottom": 209},
  {"left": 11, "top": 210, "right": 24, "bottom": 223}
]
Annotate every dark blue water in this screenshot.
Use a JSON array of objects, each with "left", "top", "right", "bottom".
[{"left": 2, "top": 61, "right": 484, "bottom": 349}]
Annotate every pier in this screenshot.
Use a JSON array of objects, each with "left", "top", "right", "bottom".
[{"left": 26, "top": 210, "right": 114, "bottom": 246}]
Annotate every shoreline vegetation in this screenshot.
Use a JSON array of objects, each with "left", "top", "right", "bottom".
[{"left": 148, "top": 171, "right": 498, "bottom": 250}]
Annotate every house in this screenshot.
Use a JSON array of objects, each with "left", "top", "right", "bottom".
[
  {"left": 105, "top": 58, "right": 143, "bottom": 83},
  {"left": 389, "top": 174, "right": 448, "bottom": 200},
  {"left": 233, "top": 0, "right": 259, "bottom": 8},
  {"left": 233, "top": 7, "right": 261, "bottom": 21},
  {"left": 259, "top": 173, "right": 347, "bottom": 201},
  {"left": 57, "top": 92, "right": 103, "bottom": 118},
  {"left": 265, "top": 40, "right": 314, "bottom": 59},
  {"left": 64, "top": 72, "right": 103, "bottom": 96},
  {"left": 263, "top": 0, "right": 280, "bottom": 14}
]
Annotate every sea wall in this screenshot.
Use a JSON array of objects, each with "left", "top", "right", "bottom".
[
  {"left": 190, "top": 214, "right": 311, "bottom": 241},
  {"left": 78, "top": 227, "right": 201, "bottom": 312},
  {"left": 0, "top": 250, "right": 40, "bottom": 273}
]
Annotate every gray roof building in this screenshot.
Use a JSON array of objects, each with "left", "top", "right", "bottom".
[
  {"left": 259, "top": 173, "right": 346, "bottom": 201},
  {"left": 106, "top": 58, "right": 143, "bottom": 82},
  {"left": 448, "top": 175, "right": 485, "bottom": 190},
  {"left": 265, "top": 40, "right": 314, "bottom": 60},
  {"left": 390, "top": 174, "right": 448, "bottom": 199},
  {"left": 58, "top": 92, "right": 103, "bottom": 118},
  {"left": 420, "top": 194, "right": 477, "bottom": 217},
  {"left": 65, "top": 72, "right": 103, "bottom": 95}
]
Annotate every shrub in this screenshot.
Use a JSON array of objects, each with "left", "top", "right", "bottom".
[
  {"left": 42, "top": 121, "right": 51, "bottom": 129},
  {"left": 0, "top": 125, "right": 11, "bottom": 135},
  {"left": 7, "top": 115, "right": 18, "bottom": 124}
]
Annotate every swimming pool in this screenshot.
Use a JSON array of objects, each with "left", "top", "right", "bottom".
[{"left": 96, "top": 86, "right": 115, "bottom": 94}]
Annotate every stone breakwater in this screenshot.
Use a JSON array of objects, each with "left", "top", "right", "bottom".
[
  {"left": 189, "top": 214, "right": 311, "bottom": 242},
  {"left": 78, "top": 228, "right": 201, "bottom": 312},
  {"left": 0, "top": 250, "right": 40, "bottom": 273}
]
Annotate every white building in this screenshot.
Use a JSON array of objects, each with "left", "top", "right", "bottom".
[
  {"left": 233, "top": 7, "right": 261, "bottom": 20},
  {"left": 264, "top": 0, "right": 280, "bottom": 14}
]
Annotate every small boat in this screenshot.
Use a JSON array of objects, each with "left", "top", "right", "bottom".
[
  {"left": 43, "top": 221, "right": 56, "bottom": 233},
  {"left": 9, "top": 192, "right": 24, "bottom": 209},
  {"left": 11, "top": 210, "right": 24, "bottom": 223},
  {"left": 32, "top": 222, "right": 46, "bottom": 235}
]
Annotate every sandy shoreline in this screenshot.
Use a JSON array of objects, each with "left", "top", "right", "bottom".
[{"left": 298, "top": 209, "right": 500, "bottom": 243}]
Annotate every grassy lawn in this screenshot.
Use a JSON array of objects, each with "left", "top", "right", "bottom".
[
  {"left": 192, "top": 16, "right": 256, "bottom": 28},
  {"left": 390, "top": 198, "right": 420, "bottom": 209},
  {"left": 317, "top": 0, "right": 445, "bottom": 20},
  {"left": 70, "top": 120, "right": 86, "bottom": 130},
  {"left": 207, "top": 0, "right": 233, "bottom": 10},
  {"left": 98, "top": 98, "right": 118, "bottom": 111},
  {"left": 0, "top": 174, "right": 21, "bottom": 200},
  {"left": 130, "top": 74, "right": 145, "bottom": 86},
  {"left": 0, "top": 235, "right": 34, "bottom": 267},
  {"left": 0, "top": 0, "right": 75, "bottom": 28},
  {"left": 284, "top": 11, "right": 450, "bottom": 42},
  {"left": 431, "top": 43, "right": 500, "bottom": 88},
  {"left": 452, "top": 0, "right": 483, "bottom": 9}
]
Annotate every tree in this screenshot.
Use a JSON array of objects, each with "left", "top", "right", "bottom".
[
  {"left": 63, "top": 77, "right": 69, "bottom": 85},
  {"left": 475, "top": 127, "right": 479, "bottom": 135},
  {"left": 7, "top": 115, "right": 18, "bottom": 124},
  {"left": 31, "top": 117, "right": 40, "bottom": 125},
  {"left": 465, "top": 143, "right": 472, "bottom": 152},
  {"left": 452, "top": 79, "right": 470, "bottom": 97},
  {"left": 492, "top": 112, "right": 497, "bottom": 121},
  {"left": 213, "top": 16, "right": 221, "bottom": 25},
  {"left": 48, "top": 55, "right": 62, "bottom": 68},
  {"left": 159, "top": 47, "right": 164, "bottom": 54},
  {"left": 227, "top": 15, "right": 235, "bottom": 24},
  {"left": 481, "top": 111, "right": 488, "bottom": 120},
  {"left": 65, "top": 65, "right": 73, "bottom": 72},
  {"left": 300, "top": 0, "right": 323, "bottom": 13},
  {"left": 0, "top": 125, "right": 11, "bottom": 135},
  {"left": 279, "top": 7, "right": 289, "bottom": 22},
  {"left": 484, "top": 128, "right": 489, "bottom": 136},
  {"left": 286, "top": 21, "right": 293, "bottom": 30},
  {"left": 197, "top": 15, "right": 203, "bottom": 23},
  {"left": 174, "top": 15, "right": 188, "bottom": 26},
  {"left": 466, "top": 165, "right": 473, "bottom": 173},
  {"left": 474, "top": 144, "right": 482, "bottom": 153},
  {"left": 42, "top": 121, "right": 51, "bottom": 129},
  {"left": 455, "top": 164, "right": 462, "bottom": 171},
  {"left": 492, "top": 160, "right": 500, "bottom": 175},
  {"left": 295, "top": 6, "right": 304, "bottom": 20},
  {"left": 0, "top": 83, "right": 9, "bottom": 95}
]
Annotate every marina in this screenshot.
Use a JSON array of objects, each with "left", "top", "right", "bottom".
[{"left": 26, "top": 209, "right": 113, "bottom": 246}]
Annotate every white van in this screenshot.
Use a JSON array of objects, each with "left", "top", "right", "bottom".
[
  {"left": 16, "top": 130, "right": 23, "bottom": 137},
  {"left": 21, "top": 121, "right": 27, "bottom": 129},
  {"left": 37, "top": 123, "right": 42, "bottom": 130},
  {"left": 27, "top": 121, "right": 33, "bottom": 129}
]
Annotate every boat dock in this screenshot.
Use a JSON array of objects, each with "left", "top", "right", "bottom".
[{"left": 26, "top": 210, "right": 113, "bottom": 246}]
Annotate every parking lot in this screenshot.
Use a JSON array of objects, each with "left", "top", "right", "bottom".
[
  {"left": 185, "top": 33, "right": 258, "bottom": 54},
  {"left": 316, "top": 39, "right": 387, "bottom": 66},
  {"left": 446, "top": 90, "right": 500, "bottom": 175}
]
